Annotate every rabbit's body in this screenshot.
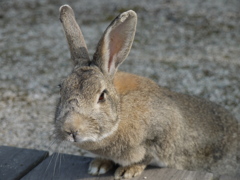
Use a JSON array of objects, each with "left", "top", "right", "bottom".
[
  {"left": 114, "top": 72, "right": 237, "bottom": 170},
  {"left": 55, "top": 5, "right": 239, "bottom": 179}
]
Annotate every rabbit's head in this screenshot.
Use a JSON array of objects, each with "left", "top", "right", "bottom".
[{"left": 55, "top": 5, "right": 137, "bottom": 143}]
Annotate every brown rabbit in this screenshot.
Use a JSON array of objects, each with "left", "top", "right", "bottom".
[{"left": 54, "top": 5, "right": 239, "bottom": 179}]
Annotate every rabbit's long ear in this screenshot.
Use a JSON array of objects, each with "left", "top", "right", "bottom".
[
  {"left": 59, "top": 5, "right": 90, "bottom": 66},
  {"left": 92, "top": 10, "right": 137, "bottom": 78}
]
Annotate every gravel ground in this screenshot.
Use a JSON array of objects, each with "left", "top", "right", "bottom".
[{"left": 0, "top": 0, "right": 239, "bottom": 167}]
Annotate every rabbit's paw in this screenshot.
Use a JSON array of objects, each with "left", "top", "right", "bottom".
[
  {"left": 114, "top": 164, "right": 146, "bottom": 179},
  {"left": 88, "top": 158, "right": 114, "bottom": 175}
]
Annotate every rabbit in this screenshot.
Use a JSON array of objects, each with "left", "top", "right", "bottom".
[{"left": 54, "top": 4, "right": 239, "bottom": 180}]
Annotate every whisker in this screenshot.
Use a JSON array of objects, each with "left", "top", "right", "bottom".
[
  {"left": 44, "top": 135, "right": 63, "bottom": 177},
  {"left": 59, "top": 153, "right": 62, "bottom": 171},
  {"left": 53, "top": 152, "right": 59, "bottom": 178},
  {"left": 44, "top": 152, "right": 56, "bottom": 176}
]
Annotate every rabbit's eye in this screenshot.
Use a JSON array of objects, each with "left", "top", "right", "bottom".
[
  {"left": 58, "top": 84, "right": 62, "bottom": 89},
  {"left": 98, "top": 90, "right": 107, "bottom": 103}
]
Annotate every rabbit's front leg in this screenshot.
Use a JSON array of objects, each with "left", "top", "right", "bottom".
[
  {"left": 114, "top": 164, "right": 146, "bottom": 179},
  {"left": 88, "top": 158, "right": 114, "bottom": 175}
]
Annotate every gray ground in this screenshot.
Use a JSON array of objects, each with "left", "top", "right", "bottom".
[{"left": 0, "top": 0, "right": 239, "bottom": 165}]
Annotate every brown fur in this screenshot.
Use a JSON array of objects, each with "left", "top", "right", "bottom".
[{"left": 114, "top": 72, "right": 140, "bottom": 95}]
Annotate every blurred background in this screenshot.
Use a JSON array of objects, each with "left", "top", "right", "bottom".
[{"left": 0, "top": 0, "right": 239, "bottom": 155}]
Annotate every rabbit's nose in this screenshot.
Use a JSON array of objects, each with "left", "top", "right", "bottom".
[
  {"left": 68, "top": 98, "right": 78, "bottom": 105},
  {"left": 67, "top": 98, "right": 79, "bottom": 108},
  {"left": 66, "top": 130, "right": 78, "bottom": 142}
]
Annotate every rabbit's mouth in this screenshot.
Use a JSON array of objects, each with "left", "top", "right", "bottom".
[
  {"left": 64, "top": 121, "right": 119, "bottom": 143},
  {"left": 65, "top": 131, "right": 99, "bottom": 143}
]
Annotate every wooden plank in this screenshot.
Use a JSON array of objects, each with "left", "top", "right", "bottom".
[
  {"left": 144, "top": 168, "right": 213, "bottom": 180},
  {"left": 0, "top": 146, "right": 48, "bottom": 180},
  {"left": 22, "top": 153, "right": 111, "bottom": 180},
  {"left": 22, "top": 153, "right": 213, "bottom": 180},
  {"left": 219, "top": 174, "right": 240, "bottom": 180}
]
